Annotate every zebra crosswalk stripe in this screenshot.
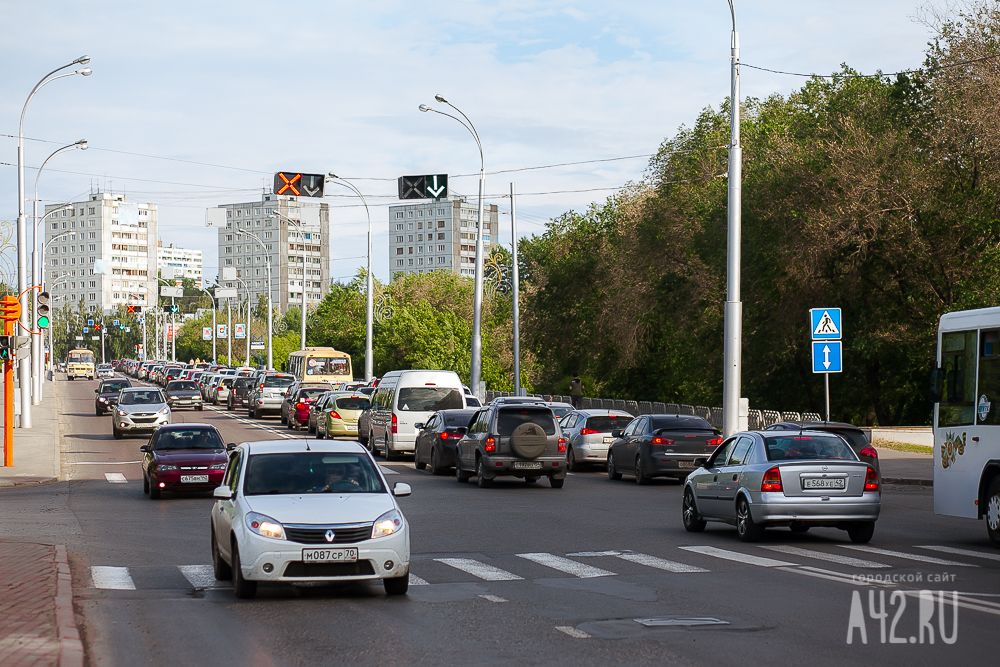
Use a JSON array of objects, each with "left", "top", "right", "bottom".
[
  {"left": 179, "top": 565, "right": 226, "bottom": 589},
  {"left": 91, "top": 566, "right": 136, "bottom": 590},
  {"left": 434, "top": 558, "right": 523, "bottom": 581},
  {"left": 615, "top": 552, "right": 708, "bottom": 573},
  {"left": 760, "top": 545, "right": 890, "bottom": 568},
  {"left": 516, "top": 553, "right": 616, "bottom": 578},
  {"left": 679, "top": 546, "right": 795, "bottom": 568},
  {"left": 839, "top": 545, "right": 979, "bottom": 567},
  {"left": 915, "top": 545, "right": 1000, "bottom": 562}
]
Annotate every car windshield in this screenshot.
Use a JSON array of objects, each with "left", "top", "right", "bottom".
[
  {"left": 154, "top": 428, "right": 223, "bottom": 450},
  {"left": 304, "top": 357, "right": 351, "bottom": 376},
  {"left": 243, "top": 452, "right": 385, "bottom": 495},
  {"left": 397, "top": 387, "right": 464, "bottom": 412},
  {"left": 584, "top": 415, "right": 631, "bottom": 432},
  {"left": 101, "top": 381, "right": 130, "bottom": 393},
  {"left": 334, "top": 396, "right": 370, "bottom": 410},
  {"left": 764, "top": 435, "right": 858, "bottom": 461},
  {"left": 68, "top": 352, "right": 94, "bottom": 363},
  {"left": 498, "top": 409, "right": 557, "bottom": 436},
  {"left": 167, "top": 381, "right": 199, "bottom": 391},
  {"left": 264, "top": 375, "right": 295, "bottom": 388},
  {"left": 120, "top": 390, "right": 164, "bottom": 405},
  {"left": 548, "top": 405, "right": 573, "bottom": 418},
  {"left": 97, "top": 364, "right": 112, "bottom": 370}
]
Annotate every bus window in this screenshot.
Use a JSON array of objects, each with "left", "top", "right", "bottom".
[
  {"left": 940, "top": 330, "right": 976, "bottom": 427},
  {"left": 978, "top": 329, "right": 1000, "bottom": 425}
]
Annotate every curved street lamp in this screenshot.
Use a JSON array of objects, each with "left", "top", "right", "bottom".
[{"left": 722, "top": 1, "right": 743, "bottom": 436}]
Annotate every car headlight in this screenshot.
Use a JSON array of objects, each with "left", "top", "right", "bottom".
[
  {"left": 246, "top": 512, "right": 285, "bottom": 540},
  {"left": 371, "top": 509, "right": 404, "bottom": 539},
  {"left": 157, "top": 407, "right": 169, "bottom": 415},
  {"left": 98, "top": 397, "right": 107, "bottom": 402},
  {"left": 157, "top": 464, "right": 178, "bottom": 471},
  {"left": 209, "top": 463, "right": 227, "bottom": 470}
]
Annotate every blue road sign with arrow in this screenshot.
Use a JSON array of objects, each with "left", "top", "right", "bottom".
[{"left": 812, "top": 341, "right": 842, "bottom": 373}]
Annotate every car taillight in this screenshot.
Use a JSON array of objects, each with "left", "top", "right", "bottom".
[
  {"left": 218, "top": 385, "right": 224, "bottom": 390},
  {"left": 761, "top": 466, "right": 783, "bottom": 492},
  {"left": 391, "top": 413, "right": 397, "bottom": 434},
  {"left": 859, "top": 446, "right": 878, "bottom": 460},
  {"left": 707, "top": 437, "right": 723, "bottom": 447},
  {"left": 557, "top": 437, "right": 567, "bottom": 453},
  {"left": 650, "top": 436, "right": 675, "bottom": 445},
  {"left": 484, "top": 436, "right": 496, "bottom": 453},
  {"left": 864, "top": 466, "right": 880, "bottom": 492},
  {"left": 328, "top": 410, "right": 341, "bottom": 420},
  {"left": 579, "top": 428, "right": 600, "bottom": 436},
  {"left": 295, "top": 402, "right": 306, "bottom": 410}
]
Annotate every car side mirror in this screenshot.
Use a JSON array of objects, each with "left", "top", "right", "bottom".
[
  {"left": 139, "top": 445, "right": 150, "bottom": 453},
  {"left": 393, "top": 482, "right": 412, "bottom": 497},
  {"left": 929, "top": 366, "right": 944, "bottom": 403},
  {"left": 455, "top": 426, "right": 467, "bottom": 435},
  {"left": 213, "top": 486, "right": 232, "bottom": 500},
  {"left": 226, "top": 442, "right": 237, "bottom": 451},
  {"left": 611, "top": 429, "right": 623, "bottom": 438},
  {"left": 414, "top": 423, "right": 424, "bottom": 430},
  {"left": 693, "top": 457, "right": 708, "bottom": 468},
  {"left": 95, "top": 388, "right": 100, "bottom": 394}
]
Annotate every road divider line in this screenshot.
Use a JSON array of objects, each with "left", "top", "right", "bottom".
[
  {"left": 91, "top": 566, "right": 135, "bottom": 590},
  {"left": 679, "top": 546, "right": 795, "bottom": 568},
  {"left": 760, "top": 545, "right": 890, "bottom": 568},
  {"left": 839, "top": 545, "right": 979, "bottom": 567},
  {"left": 554, "top": 626, "right": 591, "bottom": 639},
  {"left": 434, "top": 558, "right": 523, "bottom": 581},
  {"left": 915, "top": 545, "right": 1000, "bottom": 562},
  {"left": 614, "top": 552, "right": 708, "bottom": 573},
  {"left": 178, "top": 565, "right": 226, "bottom": 589},
  {"left": 516, "top": 553, "right": 616, "bottom": 578},
  {"left": 104, "top": 472, "right": 127, "bottom": 484}
]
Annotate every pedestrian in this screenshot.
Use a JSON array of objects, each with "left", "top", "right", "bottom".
[{"left": 569, "top": 376, "right": 583, "bottom": 409}]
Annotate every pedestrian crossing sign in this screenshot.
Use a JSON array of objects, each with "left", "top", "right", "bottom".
[{"left": 810, "top": 308, "right": 842, "bottom": 340}]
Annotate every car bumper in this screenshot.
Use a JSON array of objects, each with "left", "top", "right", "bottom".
[
  {"left": 327, "top": 420, "right": 360, "bottom": 437},
  {"left": 573, "top": 440, "right": 613, "bottom": 462},
  {"left": 480, "top": 454, "right": 565, "bottom": 478},
  {"left": 167, "top": 398, "right": 203, "bottom": 409},
  {"left": 641, "top": 451, "right": 704, "bottom": 477},
  {"left": 115, "top": 414, "right": 170, "bottom": 431},
  {"left": 749, "top": 492, "right": 881, "bottom": 524},
  {"left": 150, "top": 470, "right": 225, "bottom": 490},
  {"left": 238, "top": 530, "right": 410, "bottom": 583},
  {"left": 254, "top": 399, "right": 283, "bottom": 414}
]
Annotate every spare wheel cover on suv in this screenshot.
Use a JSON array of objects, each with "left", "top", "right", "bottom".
[{"left": 510, "top": 422, "right": 548, "bottom": 459}]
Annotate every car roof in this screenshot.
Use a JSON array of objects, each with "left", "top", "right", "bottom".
[
  {"left": 122, "top": 386, "right": 158, "bottom": 392},
  {"left": 573, "top": 409, "right": 633, "bottom": 417},
  {"left": 546, "top": 402, "right": 574, "bottom": 408},
  {"left": 242, "top": 439, "right": 369, "bottom": 456},
  {"left": 768, "top": 420, "right": 863, "bottom": 432},
  {"left": 756, "top": 428, "right": 852, "bottom": 439},
  {"left": 156, "top": 423, "right": 219, "bottom": 432}
]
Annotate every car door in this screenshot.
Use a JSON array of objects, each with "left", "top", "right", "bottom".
[
  {"left": 692, "top": 437, "right": 737, "bottom": 517},
  {"left": 213, "top": 448, "right": 242, "bottom": 562},
  {"left": 625, "top": 417, "right": 648, "bottom": 462},
  {"left": 611, "top": 418, "right": 638, "bottom": 468},
  {"left": 458, "top": 409, "right": 486, "bottom": 470},
  {"left": 714, "top": 435, "right": 755, "bottom": 518},
  {"left": 417, "top": 414, "right": 437, "bottom": 463}
]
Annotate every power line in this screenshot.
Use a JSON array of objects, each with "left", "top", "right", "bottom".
[{"left": 742, "top": 52, "right": 1000, "bottom": 79}]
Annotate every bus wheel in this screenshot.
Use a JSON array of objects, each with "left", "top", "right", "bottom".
[{"left": 987, "top": 477, "right": 1000, "bottom": 546}]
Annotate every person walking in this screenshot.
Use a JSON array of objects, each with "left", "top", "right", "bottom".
[{"left": 569, "top": 376, "right": 583, "bottom": 409}]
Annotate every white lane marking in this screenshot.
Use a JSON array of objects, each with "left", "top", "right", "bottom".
[
  {"left": 839, "top": 545, "right": 979, "bottom": 567},
  {"left": 408, "top": 574, "right": 429, "bottom": 586},
  {"left": 516, "top": 553, "right": 616, "bottom": 578},
  {"left": 679, "top": 546, "right": 795, "bottom": 568},
  {"left": 478, "top": 594, "right": 507, "bottom": 603},
  {"left": 779, "top": 566, "right": 894, "bottom": 587},
  {"left": 902, "top": 590, "right": 1000, "bottom": 618},
  {"left": 761, "top": 545, "right": 890, "bottom": 569},
  {"left": 380, "top": 466, "right": 400, "bottom": 475},
  {"left": 178, "top": 565, "right": 225, "bottom": 589},
  {"left": 71, "top": 461, "right": 141, "bottom": 465},
  {"left": 615, "top": 552, "right": 708, "bottom": 573},
  {"left": 434, "top": 558, "right": 523, "bottom": 581},
  {"left": 567, "top": 550, "right": 622, "bottom": 557},
  {"left": 104, "top": 472, "right": 127, "bottom": 484},
  {"left": 555, "top": 626, "right": 591, "bottom": 639},
  {"left": 91, "top": 566, "right": 136, "bottom": 590},
  {"left": 915, "top": 545, "right": 1000, "bottom": 563}
]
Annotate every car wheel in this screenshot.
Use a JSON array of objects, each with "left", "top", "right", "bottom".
[
  {"left": 634, "top": 458, "right": 650, "bottom": 485},
  {"left": 383, "top": 575, "right": 409, "bottom": 596},
  {"left": 364, "top": 432, "right": 374, "bottom": 452},
  {"left": 308, "top": 423, "right": 316, "bottom": 435},
  {"left": 846, "top": 521, "right": 876, "bottom": 544},
  {"left": 316, "top": 426, "right": 325, "bottom": 440},
  {"left": 736, "top": 497, "right": 763, "bottom": 542},
  {"left": 196, "top": 404, "right": 204, "bottom": 411},
  {"left": 212, "top": 528, "right": 231, "bottom": 581},
  {"left": 607, "top": 453, "right": 622, "bottom": 480},
  {"left": 415, "top": 449, "right": 427, "bottom": 471},
  {"left": 248, "top": 408, "right": 255, "bottom": 419},
  {"left": 280, "top": 412, "right": 287, "bottom": 425},
  {"left": 231, "top": 541, "right": 257, "bottom": 599},
  {"left": 384, "top": 438, "right": 395, "bottom": 462},
  {"left": 149, "top": 480, "right": 161, "bottom": 500},
  {"left": 567, "top": 447, "right": 579, "bottom": 472},
  {"left": 476, "top": 457, "right": 493, "bottom": 488},
  {"left": 96, "top": 408, "right": 103, "bottom": 416},
  {"left": 142, "top": 474, "right": 149, "bottom": 495},
  {"left": 549, "top": 476, "right": 565, "bottom": 489},
  {"left": 986, "top": 477, "right": 1000, "bottom": 546},
  {"left": 430, "top": 448, "right": 446, "bottom": 476},
  {"left": 112, "top": 427, "right": 122, "bottom": 440},
  {"left": 682, "top": 488, "right": 707, "bottom": 532},
  {"left": 456, "top": 459, "right": 472, "bottom": 483}
]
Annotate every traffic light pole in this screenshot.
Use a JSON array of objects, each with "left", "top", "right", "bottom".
[
  {"left": 141, "top": 315, "right": 146, "bottom": 361},
  {"left": 3, "top": 315, "right": 14, "bottom": 466},
  {"left": 171, "top": 297, "right": 176, "bottom": 363},
  {"left": 100, "top": 322, "right": 106, "bottom": 364}
]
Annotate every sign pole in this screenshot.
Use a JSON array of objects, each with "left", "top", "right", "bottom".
[
  {"left": 825, "top": 373, "right": 830, "bottom": 422},
  {"left": 3, "top": 317, "right": 14, "bottom": 466},
  {"left": 227, "top": 299, "right": 232, "bottom": 364}
]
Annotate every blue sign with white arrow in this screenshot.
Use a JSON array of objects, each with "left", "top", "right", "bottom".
[
  {"left": 810, "top": 308, "right": 842, "bottom": 340},
  {"left": 812, "top": 341, "right": 842, "bottom": 374}
]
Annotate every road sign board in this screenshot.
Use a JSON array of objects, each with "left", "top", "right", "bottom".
[
  {"left": 812, "top": 341, "right": 843, "bottom": 373},
  {"left": 91, "top": 336, "right": 100, "bottom": 341},
  {"left": 216, "top": 324, "right": 228, "bottom": 338},
  {"left": 83, "top": 327, "right": 89, "bottom": 334},
  {"left": 87, "top": 319, "right": 94, "bottom": 327},
  {"left": 214, "top": 288, "right": 237, "bottom": 299},
  {"left": 397, "top": 174, "right": 448, "bottom": 200},
  {"left": 234, "top": 323, "right": 246, "bottom": 339},
  {"left": 126, "top": 304, "right": 142, "bottom": 314},
  {"left": 160, "top": 286, "right": 183, "bottom": 298},
  {"left": 113, "top": 319, "right": 120, "bottom": 327},
  {"left": 202, "top": 327, "right": 212, "bottom": 341},
  {"left": 810, "top": 308, "right": 842, "bottom": 340},
  {"left": 75, "top": 336, "right": 83, "bottom": 341},
  {"left": 250, "top": 336, "right": 265, "bottom": 350},
  {"left": 274, "top": 171, "right": 325, "bottom": 198},
  {"left": 125, "top": 327, "right": 131, "bottom": 333}
]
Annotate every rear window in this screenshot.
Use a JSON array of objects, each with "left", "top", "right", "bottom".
[
  {"left": 298, "top": 388, "right": 328, "bottom": 400},
  {"left": 221, "top": 378, "right": 236, "bottom": 387},
  {"left": 584, "top": 415, "right": 631, "bottom": 432},
  {"left": 650, "top": 416, "right": 715, "bottom": 431},
  {"left": 444, "top": 411, "right": 477, "bottom": 426},
  {"left": 498, "top": 409, "right": 556, "bottom": 436},
  {"left": 397, "top": 387, "right": 464, "bottom": 412},
  {"left": 764, "top": 435, "right": 857, "bottom": 461},
  {"left": 264, "top": 375, "right": 295, "bottom": 388},
  {"left": 334, "top": 396, "right": 370, "bottom": 410},
  {"left": 824, "top": 429, "right": 868, "bottom": 450}
]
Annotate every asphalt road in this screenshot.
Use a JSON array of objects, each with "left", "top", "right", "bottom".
[{"left": 7, "top": 377, "right": 1000, "bottom": 666}]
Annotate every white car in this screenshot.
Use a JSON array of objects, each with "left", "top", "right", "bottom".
[
  {"left": 96, "top": 364, "right": 115, "bottom": 379},
  {"left": 210, "top": 440, "right": 412, "bottom": 599}
]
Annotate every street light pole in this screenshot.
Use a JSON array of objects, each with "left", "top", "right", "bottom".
[
  {"left": 722, "top": 0, "right": 743, "bottom": 437},
  {"left": 326, "top": 174, "right": 373, "bottom": 381},
  {"left": 232, "top": 228, "right": 272, "bottom": 369},
  {"left": 234, "top": 276, "right": 250, "bottom": 366},
  {"left": 16, "top": 55, "right": 92, "bottom": 428},
  {"left": 198, "top": 287, "right": 217, "bottom": 363},
  {"left": 510, "top": 183, "right": 521, "bottom": 396},
  {"left": 419, "top": 95, "right": 486, "bottom": 397},
  {"left": 270, "top": 210, "right": 308, "bottom": 351}
]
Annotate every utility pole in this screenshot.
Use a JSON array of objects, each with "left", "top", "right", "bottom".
[
  {"left": 722, "top": 0, "right": 743, "bottom": 437},
  {"left": 511, "top": 182, "right": 521, "bottom": 397}
]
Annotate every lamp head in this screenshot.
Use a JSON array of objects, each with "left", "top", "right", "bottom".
[
  {"left": 76, "top": 68, "right": 93, "bottom": 77},
  {"left": 74, "top": 55, "right": 91, "bottom": 65},
  {"left": 434, "top": 94, "right": 448, "bottom": 104},
  {"left": 327, "top": 172, "right": 340, "bottom": 180},
  {"left": 75, "top": 140, "right": 88, "bottom": 150},
  {"left": 418, "top": 104, "right": 431, "bottom": 112}
]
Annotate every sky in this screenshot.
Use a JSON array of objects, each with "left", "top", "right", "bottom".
[{"left": 0, "top": 0, "right": 949, "bottom": 287}]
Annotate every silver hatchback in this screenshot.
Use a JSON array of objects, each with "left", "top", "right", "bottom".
[
  {"left": 682, "top": 430, "right": 881, "bottom": 543},
  {"left": 559, "top": 409, "right": 634, "bottom": 470}
]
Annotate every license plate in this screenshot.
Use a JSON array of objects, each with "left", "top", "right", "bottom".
[
  {"left": 803, "top": 477, "right": 846, "bottom": 490},
  {"left": 513, "top": 461, "right": 543, "bottom": 470},
  {"left": 603, "top": 436, "right": 613, "bottom": 444},
  {"left": 180, "top": 475, "right": 209, "bottom": 483},
  {"left": 676, "top": 461, "right": 696, "bottom": 470},
  {"left": 302, "top": 547, "right": 359, "bottom": 563}
]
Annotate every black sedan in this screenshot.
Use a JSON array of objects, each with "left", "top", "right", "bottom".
[
  {"left": 607, "top": 414, "right": 723, "bottom": 484},
  {"left": 95, "top": 378, "right": 132, "bottom": 415},
  {"left": 164, "top": 380, "right": 204, "bottom": 411},
  {"left": 414, "top": 408, "right": 478, "bottom": 474},
  {"left": 140, "top": 424, "right": 228, "bottom": 499}
]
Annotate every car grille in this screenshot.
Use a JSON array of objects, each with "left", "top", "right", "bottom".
[
  {"left": 283, "top": 524, "right": 373, "bottom": 545},
  {"left": 179, "top": 466, "right": 209, "bottom": 471},
  {"left": 131, "top": 416, "right": 158, "bottom": 424},
  {"left": 282, "top": 561, "right": 375, "bottom": 578}
]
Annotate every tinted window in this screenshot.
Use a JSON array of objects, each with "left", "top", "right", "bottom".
[
  {"left": 397, "top": 387, "right": 464, "bottom": 412},
  {"left": 297, "top": 388, "right": 328, "bottom": 400},
  {"left": 584, "top": 415, "right": 631, "bottom": 432},
  {"left": 120, "top": 391, "right": 164, "bottom": 405},
  {"left": 764, "top": 435, "right": 857, "bottom": 461},
  {"left": 727, "top": 437, "right": 753, "bottom": 465},
  {"left": 548, "top": 404, "right": 573, "bottom": 418},
  {"left": 244, "top": 453, "right": 385, "bottom": 495},
  {"left": 498, "top": 409, "right": 556, "bottom": 436},
  {"left": 154, "top": 428, "right": 223, "bottom": 450},
  {"left": 649, "top": 416, "right": 715, "bottom": 431},
  {"left": 708, "top": 438, "right": 736, "bottom": 467},
  {"left": 334, "top": 396, "right": 370, "bottom": 410},
  {"left": 443, "top": 410, "right": 477, "bottom": 426},
  {"left": 221, "top": 378, "right": 236, "bottom": 387},
  {"left": 167, "top": 381, "right": 199, "bottom": 391},
  {"left": 101, "top": 381, "right": 130, "bottom": 392},
  {"left": 264, "top": 375, "right": 295, "bottom": 387}
]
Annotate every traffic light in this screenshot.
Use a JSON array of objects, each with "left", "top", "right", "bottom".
[
  {"left": 0, "top": 336, "right": 12, "bottom": 361},
  {"left": 274, "top": 171, "right": 325, "bottom": 197},
  {"left": 36, "top": 291, "right": 50, "bottom": 329},
  {"left": 162, "top": 304, "right": 179, "bottom": 315},
  {"left": 126, "top": 304, "right": 142, "bottom": 314},
  {"left": 0, "top": 295, "right": 21, "bottom": 322}
]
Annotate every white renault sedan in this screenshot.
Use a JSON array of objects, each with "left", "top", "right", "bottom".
[{"left": 210, "top": 440, "right": 411, "bottom": 599}]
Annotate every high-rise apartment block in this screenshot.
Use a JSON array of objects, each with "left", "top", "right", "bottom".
[
  {"left": 388, "top": 198, "right": 499, "bottom": 277},
  {"left": 157, "top": 243, "right": 203, "bottom": 285},
  {"left": 214, "top": 194, "right": 331, "bottom": 312},
  {"left": 44, "top": 192, "right": 158, "bottom": 312}
]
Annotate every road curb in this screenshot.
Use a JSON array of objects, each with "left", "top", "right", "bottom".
[
  {"left": 54, "top": 544, "right": 85, "bottom": 667},
  {"left": 0, "top": 476, "right": 59, "bottom": 488},
  {"left": 883, "top": 477, "right": 933, "bottom": 487}
]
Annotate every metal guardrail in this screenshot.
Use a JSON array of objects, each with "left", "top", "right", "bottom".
[{"left": 484, "top": 390, "right": 822, "bottom": 430}]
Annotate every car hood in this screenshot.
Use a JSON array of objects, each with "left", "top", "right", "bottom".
[
  {"left": 154, "top": 449, "right": 227, "bottom": 465},
  {"left": 117, "top": 403, "right": 168, "bottom": 414},
  {"left": 245, "top": 493, "right": 396, "bottom": 525}
]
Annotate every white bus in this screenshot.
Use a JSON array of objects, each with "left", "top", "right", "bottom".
[{"left": 933, "top": 307, "right": 1000, "bottom": 546}]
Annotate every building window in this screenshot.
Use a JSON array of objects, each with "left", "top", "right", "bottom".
[
  {"left": 438, "top": 232, "right": 445, "bottom": 240},
  {"left": 438, "top": 221, "right": 445, "bottom": 228},
  {"left": 395, "top": 212, "right": 403, "bottom": 219},
  {"left": 396, "top": 259, "right": 403, "bottom": 267},
  {"left": 396, "top": 248, "right": 403, "bottom": 255}
]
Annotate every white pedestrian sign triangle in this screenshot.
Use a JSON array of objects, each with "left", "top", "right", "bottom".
[{"left": 813, "top": 311, "right": 840, "bottom": 337}]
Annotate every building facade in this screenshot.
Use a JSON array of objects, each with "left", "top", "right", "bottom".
[
  {"left": 44, "top": 192, "right": 158, "bottom": 313},
  {"left": 157, "top": 243, "right": 203, "bottom": 285},
  {"left": 388, "top": 198, "right": 500, "bottom": 278},
  {"left": 214, "top": 194, "right": 331, "bottom": 313}
]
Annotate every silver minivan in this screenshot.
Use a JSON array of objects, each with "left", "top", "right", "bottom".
[{"left": 368, "top": 370, "right": 467, "bottom": 460}]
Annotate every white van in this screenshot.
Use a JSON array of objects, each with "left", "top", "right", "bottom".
[{"left": 368, "top": 370, "right": 467, "bottom": 460}]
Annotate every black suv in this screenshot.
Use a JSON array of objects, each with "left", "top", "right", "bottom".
[
  {"left": 228, "top": 377, "right": 253, "bottom": 410},
  {"left": 95, "top": 378, "right": 132, "bottom": 415},
  {"left": 455, "top": 404, "right": 566, "bottom": 488},
  {"left": 764, "top": 420, "right": 879, "bottom": 470}
]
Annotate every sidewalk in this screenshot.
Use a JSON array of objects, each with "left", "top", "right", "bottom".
[
  {"left": 0, "top": 378, "right": 63, "bottom": 487},
  {"left": 878, "top": 447, "right": 933, "bottom": 486}
]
